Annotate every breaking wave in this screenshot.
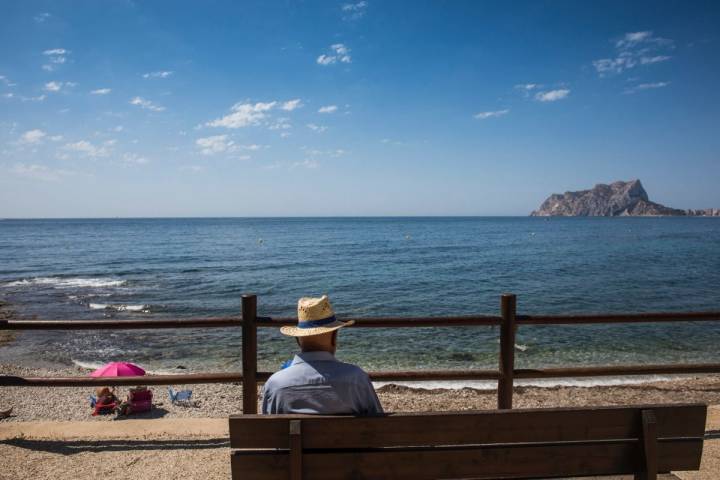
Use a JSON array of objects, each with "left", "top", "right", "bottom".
[
  {"left": 88, "top": 303, "right": 149, "bottom": 312},
  {"left": 3, "top": 277, "right": 127, "bottom": 289}
]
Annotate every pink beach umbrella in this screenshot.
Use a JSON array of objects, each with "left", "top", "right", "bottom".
[{"left": 90, "top": 362, "right": 146, "bottom": 377}]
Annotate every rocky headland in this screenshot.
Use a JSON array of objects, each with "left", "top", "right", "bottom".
[{"left": 531, "top": 179, "right": 720, "bottom": 217}]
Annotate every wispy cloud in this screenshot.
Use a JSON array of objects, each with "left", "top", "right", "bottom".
[
  {"left": 306, "top": 123, "right": 328, "bottom": 133},
  {"left": 63, "top": 140, "right": 111, "bottom": 158},
  {"left": 292, "top": 159, "right": 320, "bottom": 169},
  {"left": 281, "top": 99, "right": 303, "bottom": 111},
  {"left": 318, "top": 105, "right": 338, "bottom": 114},
  {"left": 34, "top": 12, "right": 51, "bottom": 23},
  {"left": 207, "top": 101, "right": 276, "bottom": 128},
  {"left": 196, "top": 134, "right": 238, "bottom": 155},
  {"left": 19, "top": 129, "right": 46, "bottom": 144},
  {"left": 342, "top": 1, "right": 367, "bottom": 20},
  {"left": 90, "top": 88, "right": 111, "bottom": 95},
  {"left": 129, "top": 96, "right": 165, "bottom": 112},
  {"left": 142, "top": 70, "right": 173, "bottom": 79},
  {"left": 10, "top": 163, "right": 78, "bottom": 182},
  {"left": 180, "top": 165, "right": 205, "bottom": 173},
  {"left": 121, "top": 153, "right": 149, "bottom": 165},
  {"left": 473, "top": 109, "right": 509, "bottom": 120},
  {"left": 317, "top": 44, "right": 352, "bottom": 65},
  {"left": 535, "top": 89, "right": 570, "bottom": 102},
  {"left": 207, "top": 100, "right": 303, "bottom": 129},
  {"left": 43, "top": 81, "right": 63, "bottom": 92},
  {"left": 624, "top": 81, "right": 671, "bottom": 94},
  {"left": 593, "top": 31, "right": 674, "bottom": 76},
  {"left": 42, "top": 48, "right": 69, "bottom": 71}
]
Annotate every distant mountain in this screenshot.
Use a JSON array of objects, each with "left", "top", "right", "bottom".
[{"left": 531, "top": 180, "right": 720, "bottom": 217}]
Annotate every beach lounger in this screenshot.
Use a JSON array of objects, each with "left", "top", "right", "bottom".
[
  {"left": 229, "top": 403, "right": 707, "bottom": 480},
  {"left": 168, "top": 386, "right": 192, "bottom": 405}
]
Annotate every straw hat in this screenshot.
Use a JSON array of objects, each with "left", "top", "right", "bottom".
[{"left": 280, "top": 295, "right": 354, "bottom": 337}]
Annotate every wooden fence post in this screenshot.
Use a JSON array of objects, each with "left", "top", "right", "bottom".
[
  {"left": 242, "top": 294, "right": 258, "bottom": 414},
  {"left": 498, "top": 293, "right": 517, "bottom": 410}
]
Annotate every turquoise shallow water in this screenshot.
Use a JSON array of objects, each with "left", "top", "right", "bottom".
[{"left": 0, "top": 217, "right": 719, "bottom": 382}]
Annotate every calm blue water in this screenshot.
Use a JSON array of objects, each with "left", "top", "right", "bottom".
[{"left": 1, "top": 217, "right": 719, "bottom": 383}]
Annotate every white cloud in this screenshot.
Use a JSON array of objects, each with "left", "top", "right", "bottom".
[
  {"left": 594, "top": 31, "right": 674, "bottom": 75},
  {"left": 180, "top": 165, "right": 204, "bottom": 173},
  {"left": 90, "top": 88, "right": 111, "bottom": 95},
  {"left": 535, "top": 89, "right": 570, "bottom": 102},
  {"left": 10, "top": 163, "right": 76, "bottom": 182},
  {"left": 196, "top": 135, "right": 237, "bottom": 155},
  {"left": 44, "top": 81, "right": 62, "bottom": 92},
  {"left": 63, "top": 140, "right": 109, "bottom": 157},
  {"left": 34, "top": 12, "right": 51, "bottom": 23},
  {"left": 281, "top": 99, "right": 303, "bottom": 111},
  {"left": 142, "top": 71, "right": 173, "bottom": 79},
  {"left": 306, "top": 123, "right": 328, "bottom": 132},
  {"left": 292, "top": 159, "right": 319, "bottom": 169},
  {"left": 624, "top": 81, "right": 671, "bottom": 94},
  {"left": 515, "top": 83, "right": 539, "bottom": 91},
  {"left": 43, "top": 48, "right": 67, "bottom": 56},
  {"left": 207, "top": 100, "right": 301, "bottom": 129},
  {"left": 280, "top": 132, "right": 291, "bottom": 138},
  {"left": 20, "top": 94, "right": 46, "bottom": 102},
  {"left": 122, "top": 153, "right": 149, "bottom": 165},
  {"left": 317, "top": 44, "right": 352, "bottom": 65},
  {"left": 473, "top": 109, "right": 509, "bottom": 120},
  {"left": 318, "top": 105, "right": 338, "bottom": 114},
  {"left": 342, "top": 1, "right": 367, "bottom": 20},
  {"left": 19, "top": 129, "right": 46, "bottom": 144},
  {"left": 42, "top": 48, "right": 69, "bottom": 71},
  {"left": 49, "top": 135, "right": 64, "bottom": 142},
  {"left": 129, "top": 96, "right": 165, "bottom": 112},
  {"left": 113, "top": 125, "right": 124, "bottom": 132},
  {"left": 207, "top": 101, "right": 276, "bottom": 128}
]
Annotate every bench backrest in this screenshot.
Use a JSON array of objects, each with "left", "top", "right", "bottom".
[{"left": 229, "top": 403, "right": 706, "bottom": 480}]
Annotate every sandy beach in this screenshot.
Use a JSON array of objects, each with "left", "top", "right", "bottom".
[{"left": 1, "top": 363, "right": 720, "bottom": 479}]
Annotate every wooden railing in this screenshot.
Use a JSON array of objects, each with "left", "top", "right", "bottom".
[{"left": 2, "top": 293, "right": 720, "bottom": 413}]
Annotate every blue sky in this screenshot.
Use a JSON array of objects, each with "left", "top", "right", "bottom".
[{"left": 1, "top": 1, "right": 719, "bottom": 217}]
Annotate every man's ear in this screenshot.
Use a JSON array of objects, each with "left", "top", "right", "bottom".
[{"left": 331, "top": 331, "right": 338, "bottom": 347}]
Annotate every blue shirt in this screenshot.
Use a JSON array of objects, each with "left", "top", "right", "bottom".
[{"left": 261, "top": 351, "right": 383, "bottom": 415}]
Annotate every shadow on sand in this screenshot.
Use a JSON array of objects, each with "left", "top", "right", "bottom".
[{"left": 2, "top": 437, "right": 230, "bottom": 455}]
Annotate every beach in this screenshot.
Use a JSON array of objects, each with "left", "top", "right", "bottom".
[{"left": 2, "top": 364, "right": 720, "bottom": 479}]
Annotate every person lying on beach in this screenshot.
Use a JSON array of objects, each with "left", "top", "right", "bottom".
[{"left": 261, "top": 295, "right": 383, "bottom": 415}]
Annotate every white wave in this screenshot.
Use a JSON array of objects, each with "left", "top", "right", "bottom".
[
  {"left": 374, "top": 374, "right": 683, "bottom": 391},
  {"left": 3, "top": 276, "right": 126, "bottom": 289},
  {"left": 89, "top": 303, "right": 148, "bottom": 312},
  {"left": 71, "top": 359, "right": 107, "bottom": 371}
]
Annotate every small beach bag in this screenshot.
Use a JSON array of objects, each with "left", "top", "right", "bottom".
[{"left": 126, "top": 386, "right": 153, "bottom": 413}]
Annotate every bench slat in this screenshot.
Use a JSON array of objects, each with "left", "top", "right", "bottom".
[
  {"left": 229, "top": 404, "right": 706, "bottom": 449},
  {"left": 231, "top": 438, "right": 703, "bottom": 480}
]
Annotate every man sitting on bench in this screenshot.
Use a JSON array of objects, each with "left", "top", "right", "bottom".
[{"left": 261, "top": 295, "right": 383, "bottom": 415}]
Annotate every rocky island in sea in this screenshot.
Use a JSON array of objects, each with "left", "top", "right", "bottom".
[{"left": 531, "top": 179, "right": 720, "bottom": 217}]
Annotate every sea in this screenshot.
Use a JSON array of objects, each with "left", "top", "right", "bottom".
[{"left": 1, "top": 217, "right": 719, "bottom": 389}]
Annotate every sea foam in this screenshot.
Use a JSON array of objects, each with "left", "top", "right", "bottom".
[
  {"left": 3, "top": 277, "right": 126, "bottom": 289},
  {"left": 88, "top": 303, "right": 148, "bottom": 312}
]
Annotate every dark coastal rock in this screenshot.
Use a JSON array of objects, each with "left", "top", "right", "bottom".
[{"left": 531, "top": 180, "right": 717, "bottom": 217}]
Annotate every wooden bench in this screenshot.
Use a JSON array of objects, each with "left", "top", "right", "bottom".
[{"left": 229, "top": 403, "right": 706, "bottom": 480}]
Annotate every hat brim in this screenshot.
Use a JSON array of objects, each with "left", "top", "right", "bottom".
[{"left": 279, "top": 319, "right": 354, "bottom": 337}]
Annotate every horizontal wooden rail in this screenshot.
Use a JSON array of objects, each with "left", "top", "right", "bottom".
[
  {"left": 515, "top": 363, "right": 720, "bottom": 379},
  {"left": 7, "top": 363, "right": 719, "bottom": 388},
  {"left": 0, "top": 318, "right": 242, "bottom": 330},
  {"left": 517, "top": 311, "right": 720, "bottom": 325},
  {"left": 0, "top": 372, "right": 244, "bottom": 387},
  {"left": 258, "top": 316, "right": 502, "bottom": 328},
  {"left": 3, "top": 312, "right": 719, "bottom": 331}
]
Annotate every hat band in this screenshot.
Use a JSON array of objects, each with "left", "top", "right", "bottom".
[{"left": 298, "top": 315, "right": 337, "bottom": 328}]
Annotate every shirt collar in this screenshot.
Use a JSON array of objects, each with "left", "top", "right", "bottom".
[{"left": 291, "top": 351, "right": 338, "bottom": 365}]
